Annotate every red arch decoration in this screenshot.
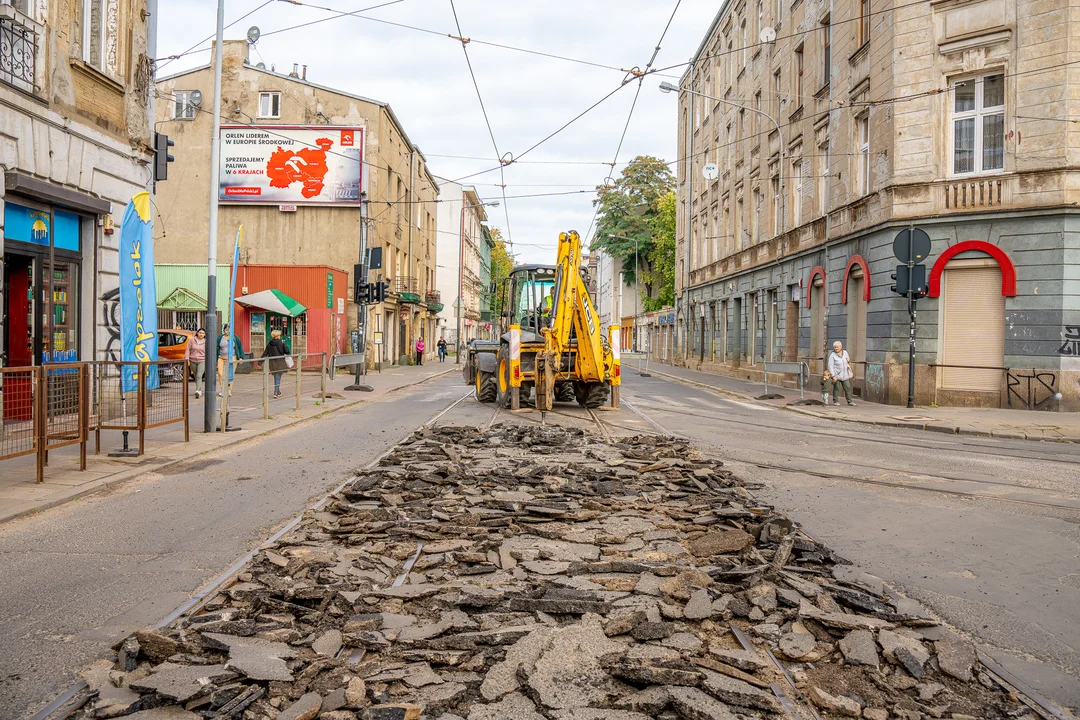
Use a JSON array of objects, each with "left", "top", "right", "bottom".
[
  {"left": 928, "top": 240, "right": 1017, "bottom": 298},
  {"left": 805, "top": 266, "right": 827, "bottom": 308},
  {"left": 841, "top": 255, "right": 871, "bottom": 304}
]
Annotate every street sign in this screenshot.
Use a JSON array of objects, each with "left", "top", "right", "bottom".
[
  {"left": 892, "top": 228, "right": 931, "bottom": 264},
  {"left": 373, "top": 332, "right": 383, "bottom": 345}
]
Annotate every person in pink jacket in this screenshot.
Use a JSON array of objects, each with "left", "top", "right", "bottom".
[
  {"left": 184, "top": 328, "right": 207, "bottom": 398},
  {"left": 415, "top": 337, "right": 425, "bottom": 366}
]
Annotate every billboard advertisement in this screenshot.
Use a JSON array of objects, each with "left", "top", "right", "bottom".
[{"left": 218, "top": 125, "right": 364, "bottom": 205}]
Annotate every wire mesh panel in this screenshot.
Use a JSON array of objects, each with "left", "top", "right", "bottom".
[
  {"left": 144, "top": 361, "right": 187, "bottom": 429},
  {"left": 94, "top": 362, "right": 139, "bottom": 429},
  {"left": 0, "top": 366, "right": 38, "bottom": 461},
  {"left": 43, "top": 363, "right": 86, "bottom": 449}
]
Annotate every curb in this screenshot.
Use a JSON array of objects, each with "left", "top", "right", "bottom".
[
  {"left": 641, "top": 366, "right": 1079, "bottom": 444},
  {"left": 0, "top": 368, "right": 456, "bottom": 527}
]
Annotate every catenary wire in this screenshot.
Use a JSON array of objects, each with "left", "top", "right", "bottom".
[{"left": 155, "top": 0, "right": 276, "bottom": 71}]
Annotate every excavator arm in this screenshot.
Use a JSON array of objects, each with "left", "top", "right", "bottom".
[{"left": 536, "top": 230, "right": 612, "bottom": 410}]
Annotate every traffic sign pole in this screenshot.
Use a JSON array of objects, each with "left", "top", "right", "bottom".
[{"left": 906, "top": 227, "right": 918, "bottom": 408}]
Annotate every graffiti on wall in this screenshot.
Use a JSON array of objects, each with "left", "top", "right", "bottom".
[
  {"left": 1006, "top": 368, "right": 1061, "bottom": 409},
  {"left": 865, "top": 363, "right": 885, "bottom": 399},
  {"left": 1058, "top": 326, "right": 1080, "bottom": 355},
  {"left": 101, "top": 287, "right": 121, "bottom": 361}
]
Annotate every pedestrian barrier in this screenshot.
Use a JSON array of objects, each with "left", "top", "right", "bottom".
[
  {"left": 218, "top": 353, "right": 328, "bottom": 424},
  {"left": 761, "top": 361, "right": 809, "bottom": 399},
  {"left": 92, "top": 360, "right": 189, "bottom": 455}
]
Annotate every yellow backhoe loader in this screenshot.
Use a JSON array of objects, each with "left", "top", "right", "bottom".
[{"left": 462, "top": 230, "right": 618, "bottom": 410}]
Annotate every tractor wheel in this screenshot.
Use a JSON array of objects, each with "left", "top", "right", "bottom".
[
  {"left": 575, "top": 381, "right": 610, "bottom": 409},
  {"left": 495, "top": 344, "right": 512, "bottom": 408},
  {"left": 475, "top": 369, "right": 497, "bottom": 403},
  {"left": 555, "top": 383, "right": 576, "bottom": 403}
]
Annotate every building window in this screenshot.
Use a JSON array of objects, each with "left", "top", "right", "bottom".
[
  {"left": 794, "top": 46, "right": 804, "bottom": 105},
  {"left": 791, "top": 152, "right": 803, "bottom": 226},
  {"left": 822, "top": 17, "right": 832, "bottom": 88},
  {"left": 172, "top": 90, "right": 197, "bottom": 119},
  {"left": 258, "top": 91, "right": 281, "bottom": 119},
  {"left": 736, "top": 196, "right": 744, "bottom": 248},
  {"left": 723, "top": 203, "right": 731, "bottom": 255},
  {"left": 728, "top": 40, "right": 736, "bottom": 85},
  {"left": 751, "top": 188, "right": 761, "bottom": 244},
  {"left": 858, "top": 0, "right": 870, "bottom": 46},
  {"left": 776, "top": 0, "right": 782, "bottom": 26},
  {"left": 753, "top": 91, "right": 761, "bottom": 136},
  {"left": 771, "top": 175, "right": 781, "bottom": 235},
  {"left": 742, "top": 20, "right": 748, "bottom": 67},
  {"left": 757, "top": 0, "right": 764, "bottom": 41},
  {"left": 82, "top": 0, "right": 107, "bottom": 71},
  {"left": 857, "top": 114, "right": 870, "bottom": 195},
  {"left": 951, "top": 73, "right": 1005, "bottom": 175},
  {"left": 773, "top": 69, "right": 782, "bottom": 116},
  {"left": 819, "top": 138, "right": 830, "bottom": 215}
]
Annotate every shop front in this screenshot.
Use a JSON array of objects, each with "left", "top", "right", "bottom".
[{"left": 2, "top": 201, "right": 93, "bottom": 368}]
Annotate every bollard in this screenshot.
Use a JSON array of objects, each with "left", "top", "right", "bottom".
[
  {"left": 263, "top": 358, "right": 270, "bottom": 419},
  {"left": 320, "top": 353, "right": 327, "bottom": 399},
  {"left": 295, "top": 355, "right": 302, "bottom": 410}
]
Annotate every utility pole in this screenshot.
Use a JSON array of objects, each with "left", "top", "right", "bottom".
[
  {"left": 346, "top": 195, "right": 373, "bottom": 391},
  {"left": 203, "top": 0, "right": 224, "bottom": 433}
]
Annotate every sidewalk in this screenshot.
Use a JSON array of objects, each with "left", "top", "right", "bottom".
[
  {"left": 634, "top": 358, "right": 1080, "bottom": 442},
  {"left": 0, "top": 363, "right": 456, "bottom": 525}
]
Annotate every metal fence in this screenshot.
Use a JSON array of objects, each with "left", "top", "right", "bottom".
[
  {"left": 92, "top": 361, "right": 189, "bottom": 454},
  {"left": 218, "top": 353, "right": 328, "bottom": 425}
]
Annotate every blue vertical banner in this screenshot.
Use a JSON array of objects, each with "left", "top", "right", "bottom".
[
  {"left": 226, "top": 226, "right": 243, "bottom": 381},
  {"left": 118, "top": 192, "right": 160, "bottom": 393}
]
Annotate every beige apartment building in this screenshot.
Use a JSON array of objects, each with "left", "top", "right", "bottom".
[
  {"left": 154, "top": 40, "right": 440, "bottom": 366},
  {"left": 672, "top": 0, "right": 1080, "bottom": 410},
  {"left": 433, "top": 179, "right": 488, "bottom": 346},
  {"left": 1, "top": 0, "right": 154, "bottom": 368}
]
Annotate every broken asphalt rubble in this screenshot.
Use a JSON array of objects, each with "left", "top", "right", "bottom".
[{"left": 78, "top": 425, "right": 1030, "bottom": 719}]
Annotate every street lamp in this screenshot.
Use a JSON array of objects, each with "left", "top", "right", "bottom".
[
  {"left": 456, "top": 198, "right": 499, "bottom": 364},
  {"left": 658, "top": 81, "right": 785, "bottom": 237}
]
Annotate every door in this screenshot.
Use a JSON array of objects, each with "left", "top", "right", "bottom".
[
  {"left": 940, "top": 262, "right": 1004, "bottom": 391},
  {"left": 732, "top": 297, "right": 743, "bottom": 365},
  {"left": 2, "top": 255, "right": 34, "bottom": 422},
  {"left": 767, "top": 290, "right": 779, "bottom": 362},
  {"left": 749, "top": 293, "right": 759, "bottom": 365},
  {"left": 809, "top": 280, "right": 824, "bottom": 373},
  {"left": 719, "top": 300, "right": 728, "bottom": 362},
  {"left": 845, "top": 272, "right": 867, "bottom": 380}
]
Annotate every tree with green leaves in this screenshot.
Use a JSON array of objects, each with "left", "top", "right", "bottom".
[
  {"left": 487, "top": 227, "right": 515, "bottom": 320},
  {"left": 642, "top": 190, "right": 676, "bottom": 311},
  {"left": 590, "top": 156, "right": 675, "bottom": 294}
]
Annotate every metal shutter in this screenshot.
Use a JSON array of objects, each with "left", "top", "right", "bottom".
[{"left": 941, "top": 265, "right": 1004, "bottom": 391}]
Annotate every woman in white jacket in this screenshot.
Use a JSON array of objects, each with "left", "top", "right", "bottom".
[{"left": 826, "top": 341, "right": 856, "bottom": 406}]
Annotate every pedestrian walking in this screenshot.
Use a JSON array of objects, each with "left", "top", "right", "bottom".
[
  {"left": 827, "top": 341, "right": 856, "bottom": 406},
  {"left": 821, "top": 369, "right": 832, "bottom": 404},
  {"left": 216, "top": 324, "right": 244, "bottom": 397},
  {"left": 437, "top": 337, "right": 448, "bottom": 363},
  {"left": 415, "top": 336, "right": 425, "bottom": 366},
  {"left": 185, "top": 328, "right": 207, "bottom": 398},
  {"left": 262, "top": 329, "right": 289, "bottom": 399}
]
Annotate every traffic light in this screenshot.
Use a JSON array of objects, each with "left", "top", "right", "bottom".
[
  {"left": 373, "top": 281, "right": 390, "bottom": 303},
  {"left": 154, "top": 132, "right": 175, "bottom": 181},
  {"left": 890, "top": 264, "right": 927, "bottom": 297},
  {"left": 354, "top": 279, "right": 371, "bottom": 304}
]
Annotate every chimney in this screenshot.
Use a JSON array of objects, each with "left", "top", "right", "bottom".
[
  {"left": 289, "top": 63, "right": 299, "bottom": 78},
  {"left": 302, "top": 65, "right": 307, "bottom": 81}
]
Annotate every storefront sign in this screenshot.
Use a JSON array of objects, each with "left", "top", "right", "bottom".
[
  {"left": 218, "top": 126, "right": 364, "bottom": 205},
  {"left": 327, "top": 272, "right": 334, "bottom": 308},
  {"left": 657, "top": 312, "right": 676, "bottom": 325},
  {"left": 118, "top": 193, "right": 160, "bottom": 393},
  {"left": 3, "top": 203, "right": 81, "bottom": 251},
  {"left": 337, "top": 298, "right": 345, "bottom": 314}
]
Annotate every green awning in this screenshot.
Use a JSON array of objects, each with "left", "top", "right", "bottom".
[
  {"left": 399, "top": 292, "right": 423, "bottom": 305},
  {"left": 236, "top": 289, "right": 307, "bottom": 317},
  {"left": 427, "top": 302, "right": 444, "bottom": 314}
]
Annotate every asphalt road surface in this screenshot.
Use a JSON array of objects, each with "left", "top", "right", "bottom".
[
  {"left": 2, "top": 372, "right": 1078, "bottom": 717},
  {"left": 0, "top": 380, "right": 472, "bottom": 719},
  {"left": 619, "top": 372, "right": 1080, "bottom": 711}
]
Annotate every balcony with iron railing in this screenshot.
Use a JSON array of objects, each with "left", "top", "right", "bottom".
[
  {"left": 393, "top": 276, "right": 419, "bottom": 294},
  {"left": 1, "top": 5, "right": 40, "bottom": 96}
]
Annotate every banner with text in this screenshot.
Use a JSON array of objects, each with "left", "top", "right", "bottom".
[
  {"left": 118, "top": 192, "right": 160, "bottom": 393},
  {"left": 218, "top": 125, "right": 364, "bottom": 205}
]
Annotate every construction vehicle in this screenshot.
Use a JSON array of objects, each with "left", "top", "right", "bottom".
[{"left": 463, "top": 229, "right": 617, "bottom": 410}]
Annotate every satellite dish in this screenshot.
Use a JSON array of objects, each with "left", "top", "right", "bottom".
[
  {"left": 189, "top": 89, "right": 203, "bottom": 106},
  {"left": 759, "top": 26, "right": 776, "bottom": 43},
  {"left": 255, "top": 62, "right": 266, "bottom": 70},
  {"left": 703, "top": 162, "right": 719, "bottom": 180},
  {"left": 247, "top": 25, "right": 261, "bottom": 44}
]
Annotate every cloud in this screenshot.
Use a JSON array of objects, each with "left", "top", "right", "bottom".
[{"left": 158, "top": 0, "right": 719, "bottom": 264}]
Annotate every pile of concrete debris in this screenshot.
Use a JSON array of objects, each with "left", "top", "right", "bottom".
[{"left": 78, "top": 425, "right": 1029, "bottom": 720}]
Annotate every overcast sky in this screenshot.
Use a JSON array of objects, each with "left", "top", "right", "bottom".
[{"left": 157, "top": 0, "right": 720, "bottom": 263}]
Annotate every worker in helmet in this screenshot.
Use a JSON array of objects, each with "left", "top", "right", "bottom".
[{"left": 540, "top": 287, "right": 555, "bottom": 328}]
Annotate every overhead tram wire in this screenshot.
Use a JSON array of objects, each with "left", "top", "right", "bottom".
[
  {"left": 585, "top": 0, "right": 682, "bottom": 242},
  {"left": 448, "top": 0, "right": 513, "bottom": 245},
  {"left": 260, "top": 0, "right": 404, "bottom": 38},
  {"left": 155, "top": 0, "right": 276, "bottom": 71}
]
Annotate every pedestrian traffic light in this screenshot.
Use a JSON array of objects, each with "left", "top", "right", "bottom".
[
  {"left": 354, "top": 279, "right": 371, "bottom": 304},
  {"left": 373, "top": 281, "right": 390, "bottom": 303},
  {"left": 890, "top": 264, "right": 927, "bottom": 297},
  {"left": 154, "top": 132, "right": 175, "bottom": 181}
]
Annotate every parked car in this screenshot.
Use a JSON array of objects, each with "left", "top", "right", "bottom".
[{"left": 158, "top": 330, "right": 195, "bottom": 382}]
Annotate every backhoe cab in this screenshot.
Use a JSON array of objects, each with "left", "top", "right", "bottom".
[{"left": 462, "top": 230, "right": 618, "bottom": 410}]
